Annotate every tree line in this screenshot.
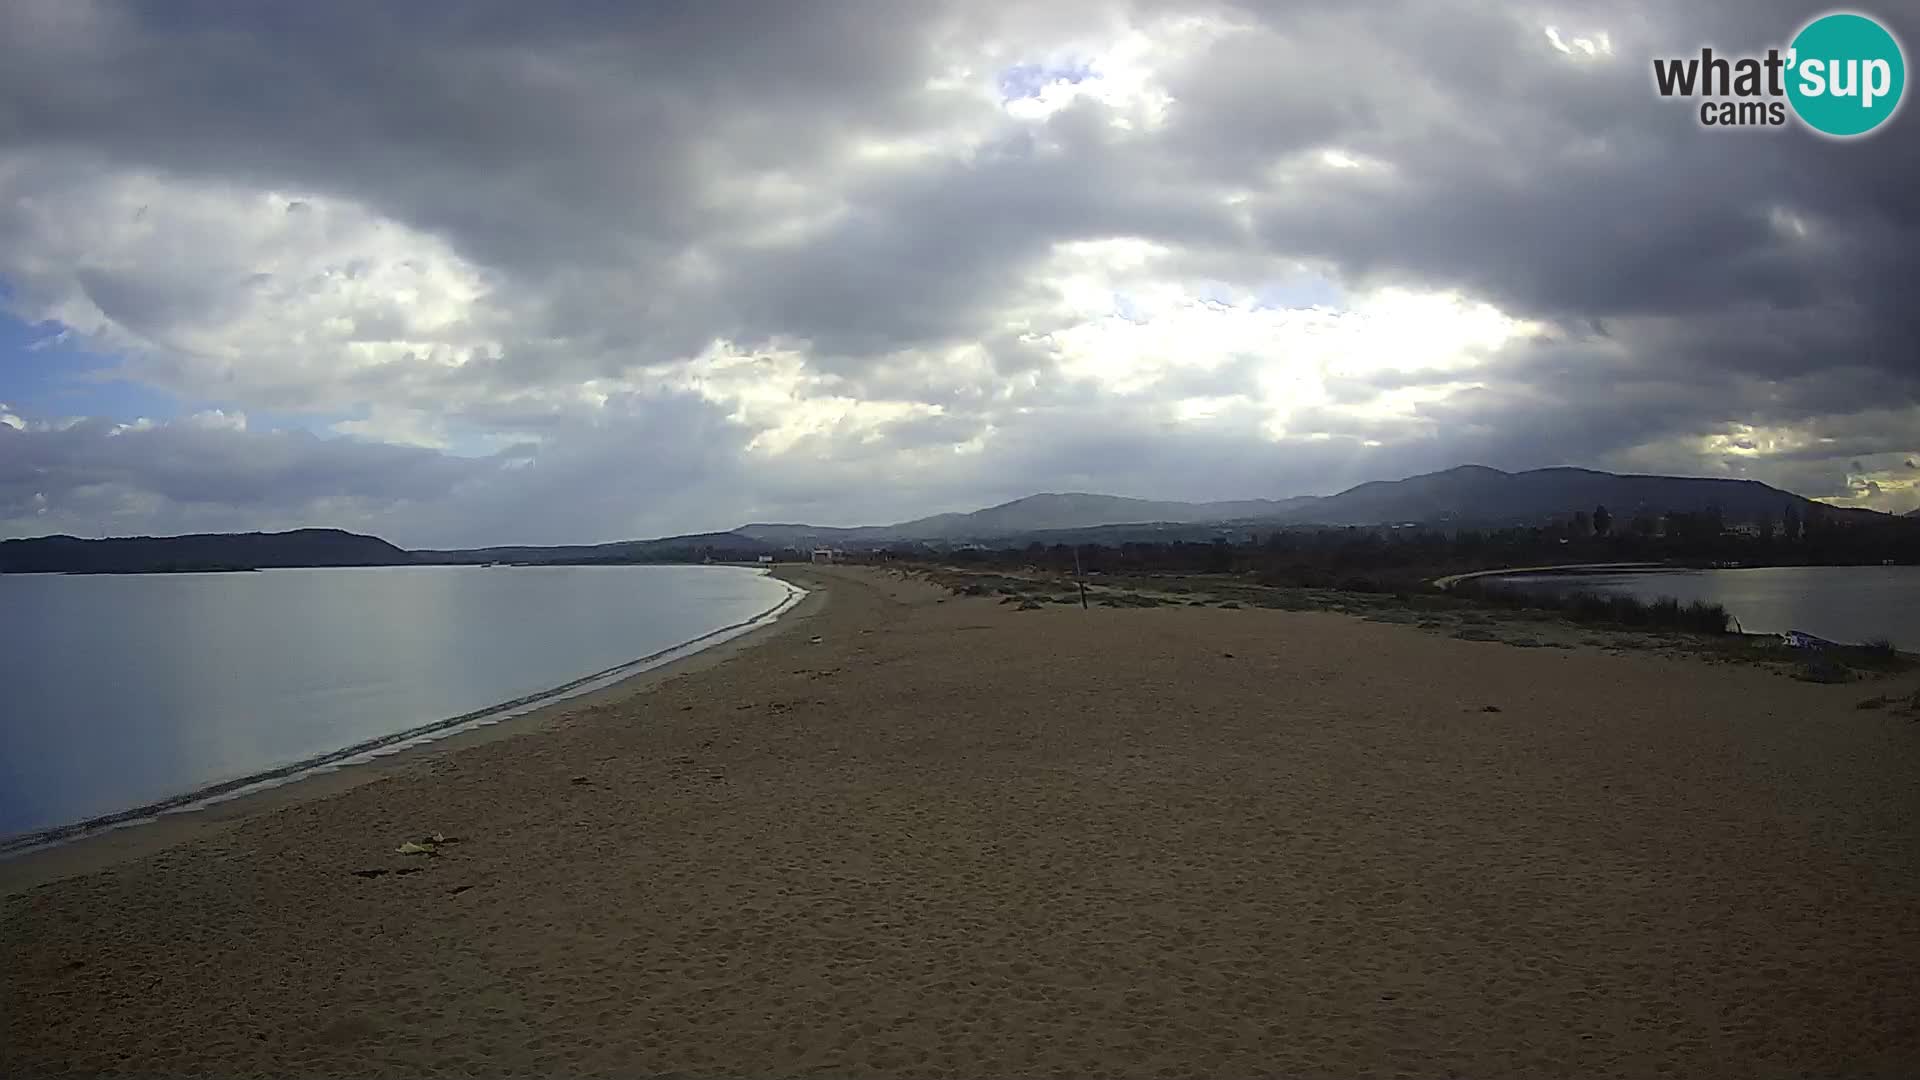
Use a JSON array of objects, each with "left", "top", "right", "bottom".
[{"left": 878, "top": 504, "right": 1919, "bottom": 591}]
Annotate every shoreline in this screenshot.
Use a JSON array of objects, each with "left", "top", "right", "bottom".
[
  {"left": 0, "top": 568, "right": 826, "bottom": 895},
  {"left": 1431, "top": 561, "right": 1669, "bottom": 589}
]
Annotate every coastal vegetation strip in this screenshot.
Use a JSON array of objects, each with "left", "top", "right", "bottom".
[{"left": 905, "top": 562, "right": 1913, "bottom": 685}]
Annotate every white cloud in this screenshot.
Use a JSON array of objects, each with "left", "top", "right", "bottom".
[
  {"left": 331, "top": 407, "right": 449, "bottom": 449},
  {"left": 992, "top": 18, "right": 1215, "bottom": 131},
  {"left": 0, "top": 162, "right": 502, "bottom": 411},
  {"left": 184, "top": 409, "right": 247, "bottom": 432},
  {"left": 1543, "top": 26, "right": 1613, "bottom": 59},
  {"left": 1033, "top": 238, "right": 1536, "bottom": 434}
]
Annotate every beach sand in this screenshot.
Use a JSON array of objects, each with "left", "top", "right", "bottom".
[{"left": 4, "top": 565, "right": 1918, "bottom": 1078}]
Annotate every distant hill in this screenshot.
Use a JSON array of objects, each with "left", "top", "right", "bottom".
[
  {"left": 4, "top": 527, "right": 781, "bottom": 573},
  {"left": 0, "top": 529, "right": 408, "bottom": 574},
  {"left": 740, "top": 493, "right": 1321, "bottom": 546},
  {"left": 414, "top": 531, "right": 776, "bottom": 565},
  {"left": 4, "top": 466, "right": 1882, "bottom": 571},
  {"left": 1267, "top": 465, "right": 1844, "bottom": 528},
  {"left": 889, "top": 493, "right": 1320, "bottom": 537},
  {"left": 743, "top": 467, "right": 1850, "bottom": 545}
]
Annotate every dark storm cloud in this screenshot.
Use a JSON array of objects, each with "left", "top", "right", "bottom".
[
  {"left": 1, "top": 0, "right": 1917, "bottom": 536},
  {"left": 387, "top": 391, "right": 762, "bottom": 547},
  {"left": 0, "top": 415, "right": 482, "bottom": 532},
  {"left": 1160, "top": 2, "right": 1920, "bottom": 384},
  {"left": 8, "top": 0, "right": 1915, "bottom": 375},
  {"left": 714, "top": 112, "right": 1245, "bottom": 364},
  {"left": 0, "top": 0, "right": 979, "bottom": 370},
  {"left": 0, "top": 3, "right": 942, "bottom": 256}
]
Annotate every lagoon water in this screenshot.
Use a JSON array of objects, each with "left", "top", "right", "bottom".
[
  {"left": 1486, "top": 564, "right": 1920, "bottom": 651},
  {"left": 0, "top": 564, "right": 795, "bottom": 844}
]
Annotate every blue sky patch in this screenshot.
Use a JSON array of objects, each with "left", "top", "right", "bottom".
[
  {"left": 1254, "top": 275, "right": 1346, "bottom": 311},
  {"left": 0, "top": 307, "right": 183, "bottom": 422},
  {"left": 998, "top": 59, "right": 1096, "bottom": 102}
]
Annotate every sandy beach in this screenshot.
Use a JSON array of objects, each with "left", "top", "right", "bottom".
[{"left": 4, "top": 564, "right": 1919, "bottom": 1078}]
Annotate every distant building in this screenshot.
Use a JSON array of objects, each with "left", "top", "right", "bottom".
[
  {"left": 757, "top": 554, "right": 775, "bottom": 564},
  {"left": 810, "top": 547, "right": 836, "bottom": 564}
]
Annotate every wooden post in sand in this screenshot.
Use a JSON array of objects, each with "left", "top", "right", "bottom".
[{"left": 1073, "top": 547, "right": 1089, "bottom": 609}]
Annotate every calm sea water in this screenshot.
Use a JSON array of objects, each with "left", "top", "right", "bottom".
[
  {"left": 1486, "top": 565, "right": 1920, "bottom": 649},
  {"left": 0, "top": 565, "right": 797, "bottom": 844}
]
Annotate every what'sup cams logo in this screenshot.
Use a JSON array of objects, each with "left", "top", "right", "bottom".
[{"left": 1653, "top": 11, "right": 1906, "bottom": 136}]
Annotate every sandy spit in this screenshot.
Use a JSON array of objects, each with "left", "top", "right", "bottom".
[{"left": 4, "top": 565, "right": 1918, "bottom": 1078}]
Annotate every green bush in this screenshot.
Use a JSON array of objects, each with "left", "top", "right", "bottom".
[{"left": 1453, "top": 581, "right": 1730, "bottom": 635}]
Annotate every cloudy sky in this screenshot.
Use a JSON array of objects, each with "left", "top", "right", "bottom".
[{"left": 2, "top": 1, "right": 1915, "bottom": 546}]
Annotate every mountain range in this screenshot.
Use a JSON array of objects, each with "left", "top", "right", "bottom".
[
  {"left": 0, "top": 528, "right": 408, "bottom": 574},
  {"left": 735, "top": 493, "right": 1323, "bottom": 546},
  {"left": 1, "top": 465, "right": 1903, "bottom": 573},
  {"left": 734, "top": 465, "right": 1868, "bottom": 547}
]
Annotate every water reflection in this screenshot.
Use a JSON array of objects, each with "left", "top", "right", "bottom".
[
  {"left": 1487, "top": 565, "right": 1920, "bottom": 649},
  {"left": 0, "top": 565, "right": 790, "bottom": 840}
]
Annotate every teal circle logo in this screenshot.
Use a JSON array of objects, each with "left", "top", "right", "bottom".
[{"left": 1786, "top": 12, "right": 1906, "bottom": 137}]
